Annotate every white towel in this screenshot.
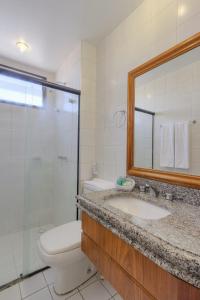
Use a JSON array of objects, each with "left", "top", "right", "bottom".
[
  {"left": 175, "top": 122, "right": 189, "bottom": 169},
  {"left": 160, "top": 123, "right": 174, "bottom": 168}
]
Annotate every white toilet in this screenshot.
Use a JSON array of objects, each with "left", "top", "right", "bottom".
[{"left": 37, "top": 178, "right": 114, "bottom": 295}]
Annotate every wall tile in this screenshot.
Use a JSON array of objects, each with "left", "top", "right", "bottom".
[
  {"left": 95, "top": 0, "right": 200, "bottom": 183},
  {"left": 178, "top": 0, "right": 200, "bottom": 25},
  {"left": 177, "top": 12, "right": 200, "bottom": 41}
]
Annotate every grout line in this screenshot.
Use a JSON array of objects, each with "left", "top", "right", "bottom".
[
  {"left": 42, "top": 271, "right": 57, "bottom": 300},
  {"left": 42, "top": 271, "right": 49, "bottom": 286},
  {"left": 22, "top": 286, "right": 48, "bottom": 299},
  {"left": 77, "top": 276, "right": 98, "bottom": 292},
  {"left": 20, "top": 272, "right": 48, "bottom": 299},
  {"left": 18, "top": 281, "right": 23, "bottom": 299},
  {"left": 79, "top": 278, "right": 112, "bottom": 300},
  {"left": 46, "top": 284, "right": 54, "bottom": 300},
  {"left": 78, "top": 291, "right": 85, "bottom": 300},
  {"left": 48, "top": 280, "right": 80, "bottom": 300},
  {"left": 65, "top": 289, "right": 80, "bottom": 300},
  {"left": 78, "top": 290, "right": 85, "bottom": 300},
  {"left": 99, "top": 279, "right": 116, "bottom": 297},
  {"left": 109, "top": 294, "right": 118, "bottom": 300},
  {"left": 16, "top": 282, "right": 23, "bottom": 300}
]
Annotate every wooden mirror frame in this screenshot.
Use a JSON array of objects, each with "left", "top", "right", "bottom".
[{"left": 127, "top": 32, "right": 200, "bottom": 189}]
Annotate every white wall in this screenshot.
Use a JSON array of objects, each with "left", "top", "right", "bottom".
[
  {"left": 80, "top": 41, "right": 96, "bottom": 185},
  {"left": 95, "top": 0, "right": 200, "bottom": 181},
  {"left": 56, "top": 44, "right": 81, "bottom": 89}
]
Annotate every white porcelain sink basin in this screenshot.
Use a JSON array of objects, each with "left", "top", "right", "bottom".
[{"left": 106, "top": 197, "right": 170, "bottom": 220}]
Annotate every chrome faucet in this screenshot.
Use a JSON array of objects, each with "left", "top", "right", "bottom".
[
  {"left": 139, "top": 185, "right": 146, "bottom": 193},
  {"left": 165, "top": 193, "right": 173, "bottom": 201},
  {"left": 145, "top": 184, "right": 159, "bottom": 198}
]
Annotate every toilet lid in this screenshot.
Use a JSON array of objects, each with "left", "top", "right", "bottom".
[{"left": 39, "top": 221, "right": 81, "bottom": 255}]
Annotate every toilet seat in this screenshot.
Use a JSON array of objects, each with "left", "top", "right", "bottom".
[{"left": 39, "top": 220, "right": 81, "bottom": 255}]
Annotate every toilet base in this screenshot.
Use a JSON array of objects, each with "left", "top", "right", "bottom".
[
  {"left": 53, "top": 256, "right": 96, "bottom": 295},
  {"left": 37, "top": 221, "right": 96, "bottom": 295}
]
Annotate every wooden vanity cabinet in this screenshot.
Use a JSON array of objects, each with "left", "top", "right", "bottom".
[{"left": 81, "top": 212, "right": 200, "bottom": 300}]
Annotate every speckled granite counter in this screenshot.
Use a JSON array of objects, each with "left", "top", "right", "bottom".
[{"left": 77, "top": 189, "right": 200, "bottom": 288}]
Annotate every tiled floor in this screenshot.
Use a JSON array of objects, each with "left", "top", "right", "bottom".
[
  {"left": 0, "top": 224, "right": 53, "bottom": 286},
  {"left": 0, "top": 269, "right": 123, "bottom": 300}
]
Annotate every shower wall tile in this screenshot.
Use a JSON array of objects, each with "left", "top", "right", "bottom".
[
  {"left": 80, "top": 129, "right": 95, "bottom": 146},
  {"left": 81, "top": 111, "right": 96, "bottom": 129},
  {"left": 0, "top": 173, "right": 24, "bottom": 235},
  {"left": 80, "top": 42, "right": 96, "bottom": 185},
  {"left": 0, "top": 129, "right": 11, "bottom": 159},
  {"left": 178, "top": 0, "right": 200, "bottom": 25},
  {"left": 55, "top": 51, "right": 80, "bottom": 225},
  {"left": 80, "top": 146, "right": 95, "bottom": 165},
  {"left": 177, "top": 11, "right": 200, "bottom": 42},
  {"left": 56, "top": 41, "right": 97, "bottom": 197},
  {"left": 56, "top": 43, "right": 81, "bottom": 90}
]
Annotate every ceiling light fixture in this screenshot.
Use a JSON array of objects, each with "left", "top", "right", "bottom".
[{"left": 16, "top": 40, "right": 30, "bottom": 53}]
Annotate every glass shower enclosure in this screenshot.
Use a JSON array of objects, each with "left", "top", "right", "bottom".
[
  {"left": 0, "top": 67, "right": 80, "bottom": 288},
  {"left": 134, "top": 107, "right": 154, "bottom": 169}
]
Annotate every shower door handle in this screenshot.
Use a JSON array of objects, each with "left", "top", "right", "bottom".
[{"left": 57, "top": 156, "right": 68, "bottom": 161}]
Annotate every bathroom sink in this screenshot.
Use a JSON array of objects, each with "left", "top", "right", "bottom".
[{"left": 106, "top": 197, "right": 170, "bottom": 220}]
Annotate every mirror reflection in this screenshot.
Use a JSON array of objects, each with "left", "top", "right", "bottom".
[{"left": 134, "top": 46, "right": 200, "bottom": 175}]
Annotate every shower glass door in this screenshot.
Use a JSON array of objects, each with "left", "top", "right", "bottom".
[
  {"left": 0, "top": 69, "right": 80, "bottom": 286},
  {"left": 22, "top": 86, "right": 79, "bottom": 276},
  {"left": 134, "top": 109, "right": 154, "bottom": 169}
]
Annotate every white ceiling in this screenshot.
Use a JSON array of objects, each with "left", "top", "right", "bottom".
[{"left": 0, "top": 0, "right": 142, "bottom": 72}]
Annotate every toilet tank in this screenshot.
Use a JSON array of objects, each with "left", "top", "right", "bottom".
[{"left": 83, "top": 178, "right": 115, "bottom": 194}]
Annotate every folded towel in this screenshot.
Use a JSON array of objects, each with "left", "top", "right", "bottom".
[
  {"left": 160, "top": 123, "right": 174, "bottom": 168},
  {"left": 175, "top": 122, "right": 189, "bottom": 169}
]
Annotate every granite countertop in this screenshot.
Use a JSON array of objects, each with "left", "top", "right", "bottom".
[{"left": 77, "top": 189, "right": 200, "bottom": 288}]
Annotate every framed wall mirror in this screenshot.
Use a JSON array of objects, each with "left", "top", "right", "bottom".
[{"left": 127, "top": 32, "right": 200, "bottom": 188}]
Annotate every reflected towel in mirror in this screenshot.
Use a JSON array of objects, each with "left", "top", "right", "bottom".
[
  {"left": 160, "top": 123, "right": 174, "bottom": 168},
  {"left": 175, "top": 122, "right": 189, "bottom": 169}
]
